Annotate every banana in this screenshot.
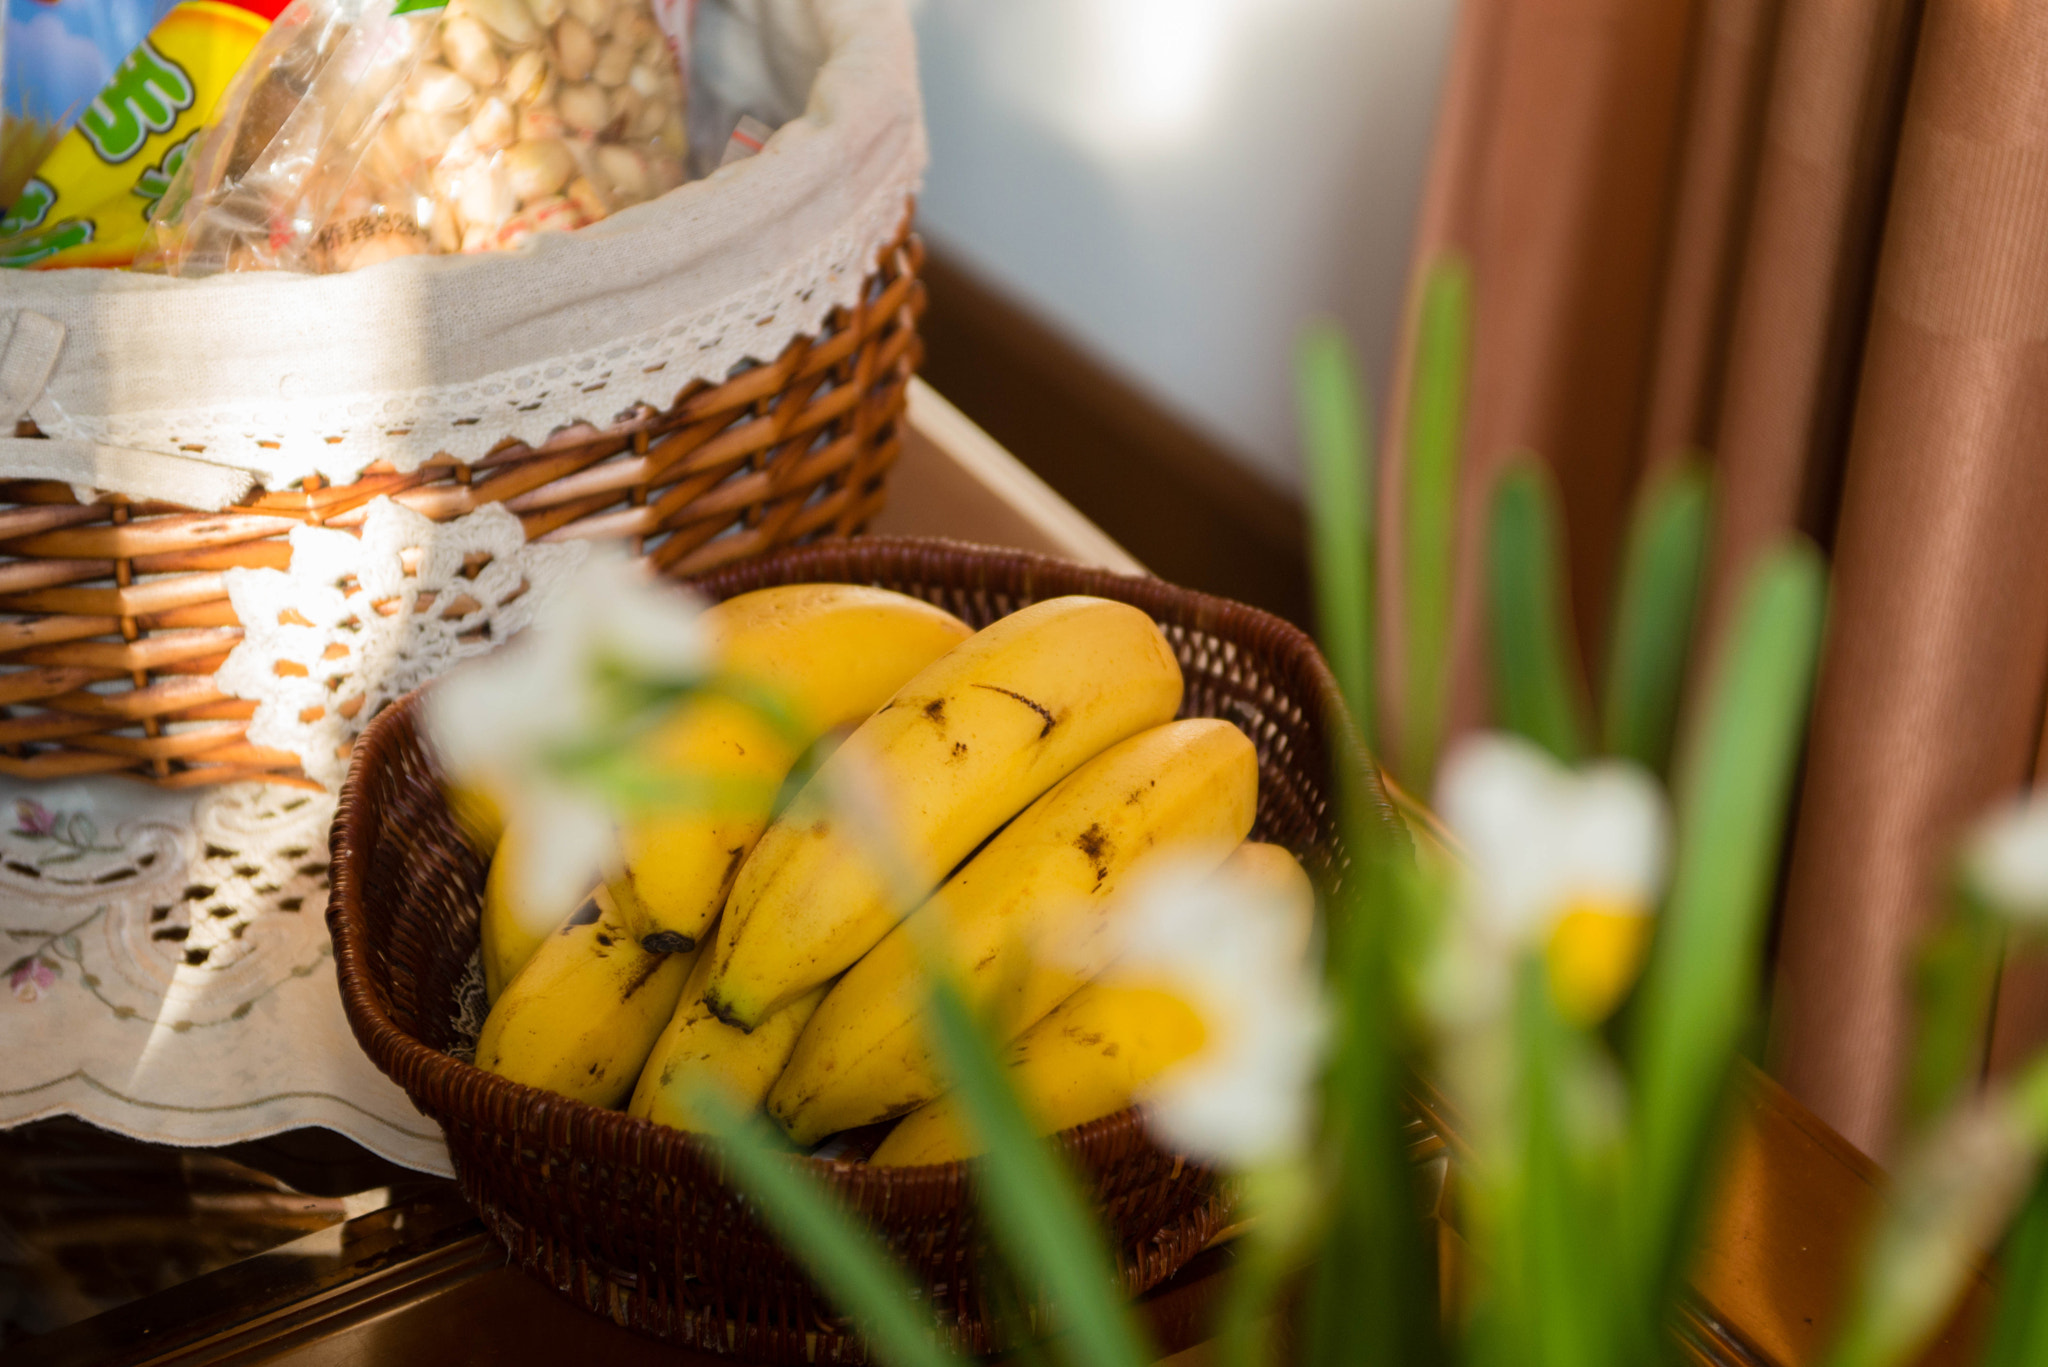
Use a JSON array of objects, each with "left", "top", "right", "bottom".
[
  {"left": 479, "top": 815, "right": 597, "bottom": 1004},
  {"left": 474, "top": 884, "right": 696, "bottom": 1108},
  {"left": 611, "top": 584, "right": 972, "bottom": 954},
  {"left": 768, "top": 718, "right": 1257, "bottom": 1146},
  {"left": 867, "top": 840, "right": 1317, "bottom": 1167},
  {"left": 702, "top": 595, "right": 1186, "bottom": 1031},
  {"left": 627, "top": 917, "right": 830, "bottom": 1130},
  {"left": 868, "top": 983, "right": 1206, "bottom": 1166},
  {"left": 448, "top": 782, "right": 507, "bottom": 858}
]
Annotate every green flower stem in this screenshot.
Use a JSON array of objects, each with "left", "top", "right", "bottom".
[
  {"left": 1601, "top": 463, "right": 1710, "bottom": 777},
  {"left": 919, "top": 968, "right": 1155, "bottom": 1367},
  {"left": 1623, "top": 545, "right": 1826, "bottom": 1346},
  {"left": 1402, "top": 260, "right": 1470, "bottom": 794},
  {"left": 1215, "top": 1162, "right": 1319, "bottom": 1367},
  {"left": 1302, "top": 786, "right": 1444, "bottom": 1367},
  {"left": 1978, "top": 1167, "right": 2048, "bottom": 1367},
  {"left": 1297, "top": 323, "right": 1377, "bottom": 755},
  {"left": 1907, "top": 883, "right": 2006, "bottom": 1127},
  {"left": 1485, "top": 458, "right": 1590, "bottom": 764},
  {"left": 692, "top": 1088, "right": 956, "bottom": 1367}
]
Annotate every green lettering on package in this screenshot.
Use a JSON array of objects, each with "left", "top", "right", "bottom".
[{"left": 79, "top": 41, "right": 196, "bottom": 165}]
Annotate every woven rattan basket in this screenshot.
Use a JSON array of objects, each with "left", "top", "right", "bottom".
[
  {"left": 0, "top": 224, "right": 923, "bottom": 791},
  {"left": 328, "top": 536, "right": 1398, "bottom": 1362}
]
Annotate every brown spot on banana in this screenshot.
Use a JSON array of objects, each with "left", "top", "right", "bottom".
[
  {"left": 641, "top": 930, "right": 695, "bottom": 954},
  {"left": 970, "top": 683, "right": 1058, "bottom": 737},
  {"left": 923, "top": 698, "right": 946, "bottom": 724},
  {"left": 562, "top": 897, "right": 602, "bottom": 933},
  {"left": 702, "top": 987, "right": 752, "bottom": 1032},
  {"left": 618, "top": 953, "right": 668, "bottom": 1002}
]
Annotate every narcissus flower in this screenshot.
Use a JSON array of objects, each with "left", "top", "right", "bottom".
[
  {"left": 426, "top": 550, "right": 712, "bottom": 916},
  {"left": 1963, "top": 789, "right": 2048, "bottom": 923},
  {"left": 1434, "top": 733, "right": 1670, "bottom": 1025},
  {"left": 1095, "top": 858, "right": 1328, "bottom": 1169}
]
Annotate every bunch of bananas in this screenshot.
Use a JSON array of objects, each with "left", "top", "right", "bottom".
[{"left": 469, "top": 581, "right": 1314, "bottom": 1161}]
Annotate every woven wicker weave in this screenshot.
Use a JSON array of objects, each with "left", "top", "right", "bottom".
[
  {"left": 328, "top": 537, "right": 1399, "bottom": 1362},
  {"left": 0, "top": 220, "right": 924, "bottom": 791}
]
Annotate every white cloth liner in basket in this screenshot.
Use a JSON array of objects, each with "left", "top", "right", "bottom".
[{"left": 0, "top": 0, "right": 925, "bottom": 508}]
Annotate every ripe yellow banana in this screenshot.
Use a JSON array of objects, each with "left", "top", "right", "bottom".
[
  {"left": 474, "top": 885, "right": 696, "bottom": 1109},
  {"left": 703, "top": 595, "right": 1185, "bottom": 1031},
  {"left": 868, "top": 839, "right": 1317, "bottom": 1167},
  {"left": 869, "top": 983, "right": 1206, "bottom": 1166},
  {"left": 768, "top": 718, "right": 1257, "bottom": 1146},
  {"left": 611, "top": 585, "right": 972, "bottom": 954},
  {"left": 479, "top": 815, "right": 595, "bottom": 1004},
  {"left": 627, "top": 917, "right": 830, "bottom": 1131},
  {"left": 448, "top": 782, "right": 506, "bottom": 858}
]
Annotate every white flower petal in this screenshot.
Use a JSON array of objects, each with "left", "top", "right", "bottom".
[
  {"left": 1967, "top": 791, "right": 2048, "bottom": 923},
  {"left": 502, "top": 785, "right": 614, "bottom": 920},
  {"left": 567, "top": 549, "right": 712, "bottom": 680},
  {"left": 1434, "top": 732, "right": 1668, "bottom": 942},
  {"left": 1436, "top": 734, "right": 1573, "bottom": 935},
  {"left": 1098, "top": 859, "right": 1330, "bottom": 1169},
  {"left": 1554, "top": 760, "right": 1669, "bottom": 909}
]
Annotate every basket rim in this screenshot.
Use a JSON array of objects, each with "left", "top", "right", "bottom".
[{"left": 327, "top": 534, "right": 1393, "bottom": 1195}]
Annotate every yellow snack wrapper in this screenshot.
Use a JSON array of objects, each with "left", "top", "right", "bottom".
[{"left": 1, "top": 0, "right": 282, "bottom": 269}]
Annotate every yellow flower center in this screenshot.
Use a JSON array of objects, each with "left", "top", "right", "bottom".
[{"left": 1545, "top": 898, "right": 1653, "bottom": 1024}]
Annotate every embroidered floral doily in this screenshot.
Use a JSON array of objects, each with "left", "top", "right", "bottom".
[
  {"left": 0, "top": 778, "right": 452, "bottom": 1175},
  {"left": 1, "top": 499, "right": 609, "bottom": 1175}
]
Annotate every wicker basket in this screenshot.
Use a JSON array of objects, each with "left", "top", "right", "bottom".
[
  {"left": 327, "top": 536, "right": 1399, "bottom": 1362},
  {"left": 0, "top": 224, "right": 924, "bottom": 791}
]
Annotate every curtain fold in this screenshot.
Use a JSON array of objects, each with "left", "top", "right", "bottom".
[
  {"left": 1384, "top": 0, "right": 2048, "bottom": 1157},
  {"left": 1695, "top": 0, "right": 1924, "bottom": 665},
  {"left": 1377, "top": 0, "right": 1703, "bottom": 761},
  {"left": 1770, "top": 0, "right": 2048, "bottom": 1154}
]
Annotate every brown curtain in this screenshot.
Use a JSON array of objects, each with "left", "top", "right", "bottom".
[{"left": 1382, "top": 0, "right": 2048, "bottom": 1160}]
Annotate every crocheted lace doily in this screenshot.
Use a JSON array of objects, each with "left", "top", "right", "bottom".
[
  {"left": 216, "top": 498, "right": 587, "bottom": 790},
  {"left": 7, "top": 0, "right": 923, "bottom": 489},
  {"left": 0, "top": 777, "right": 452, "bottom": 1175}
]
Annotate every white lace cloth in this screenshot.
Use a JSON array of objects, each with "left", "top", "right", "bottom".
[
  {"left": 0, "top": 499, "right": 623, "bottom": 1174},
  {"left": 217, "top": 498, "right": 587, "bottom": 790},
  {"left": 0, "top": 0, "right": 922, "bottom": 500},
  {"left": 0, "top": 778, "right": 453, "bottom": 1175}
]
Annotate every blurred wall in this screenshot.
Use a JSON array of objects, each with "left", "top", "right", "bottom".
[{"left": 911, "top": 0, "right": 1461, "bottom": 493}]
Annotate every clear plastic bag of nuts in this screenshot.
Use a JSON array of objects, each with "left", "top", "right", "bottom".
[{"left": 138, "top": 0, "right": 690, "bottom": 274}]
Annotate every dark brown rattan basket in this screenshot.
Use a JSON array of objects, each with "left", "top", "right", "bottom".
[
  {"left": 328, "top": 537, "right": 1398, "bottom": 1362},
  {"left": 0, "top": 220, "right": 923, "bottom": 791}
]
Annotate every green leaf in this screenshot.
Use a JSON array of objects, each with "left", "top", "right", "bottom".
[
  {"left": 692, "top": 1087, "right": 957, "bottom": 1367},
  {"left": 1601, "top": 463, "right": 1710, "bottom": 775},
  {"left": 1302, "top": 815, "right": 1445, "bottom": 1367},
  {"left": 1297, "top": 323, "right": 1377, "bottom": 755},
  {"left": 1484, "top": 459, "right": 1590, "bottom": 764},
  {"left": 1214, "top": 1162, "right": 1318, "bottom": 1367},
  {"left": 1402, "top": 259, "right": 1471, "bottom": 794},
  {"left": 1979, "top": 1166, "right": 2048, "bottom": 1367},
  {"left": 1906, "top": 884, "right": 2005, "bottom": 1127},
  {"left": 920, "top": 970, "right": 1154, "bottom": 1367},
  {"left": 1622, "top": 544, "right": 1826, "bottom": 1339},
  {"left": 1505, "top": 962, "right": 1622, "bottom": 1367}
]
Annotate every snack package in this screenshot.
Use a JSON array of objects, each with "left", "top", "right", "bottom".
[
  {"left": 1, "top": 0, "right": 286, "bottom": 268},
  {"left": 141, "top": 0, "right": 691, "bottom": 274},
  {"left": 2, "top": 0, "right": 181, "bottom": 207}
]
